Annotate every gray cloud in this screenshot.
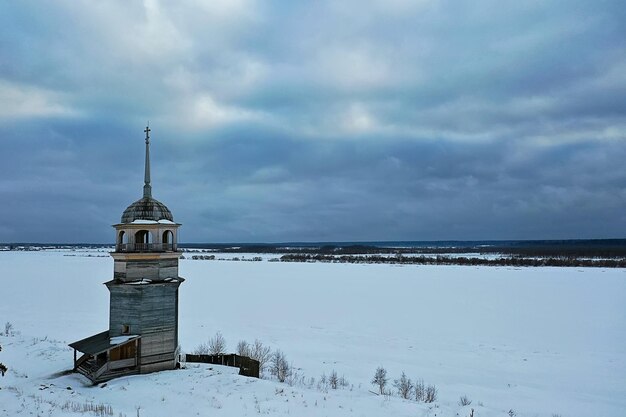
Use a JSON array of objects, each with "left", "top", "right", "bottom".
[{"left": 0, "top": 1, "right": 625, "bottom": 242}]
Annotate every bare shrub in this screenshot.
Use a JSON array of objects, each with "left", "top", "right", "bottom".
[
  {"left": 4, "top": 322, "right": 13, "bottom": 336},
  {"left": 414, "top": 378, "right": 425, "bottom": 402},
  {"left": 236, "top": 340, "right": 250, "bottom": 357},
  {"left": 269, "top": 350, "right": 291, "bottom": 383},
  {"left": 371, "top": 366, "right": 388, "bottom": 395},
  {"left": 508, "top": 409, "right": 516, "bottom": 417},
  {"left": 194, "top": 331, "right": 227, "bottom": 355},
  {"left": 286, "top": 370, "right": 306, "bottom": 387},
  {"left": 459, "top": 395, "right": 472, "bottom": 406},
  {"left": 329, "top": 370, "right": 339, "bottom": 389},
  {"left": 193, "top": 342, "right": 210, "bottom": 355},
  {"left": 61, "top": 400, "right": 114, "bottom": 415},
  {"left": 394, "top": 372, "right": 413, "bottom": 400},
  {"left": 207, "top": 332, "right": 226, "bottom": 355},
  {"left": 249, "top": 339, "right": 272, "bottom": 376},
  {"left": 318, "top": 373, "right": 328, "bottom": 391},
  {"left": 425, "top": 384, "right": 438, "bottom": 403}
]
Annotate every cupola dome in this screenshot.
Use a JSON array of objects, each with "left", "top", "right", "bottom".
[{"left": 121, "top": 197, "right": 173, "bottom": 223}]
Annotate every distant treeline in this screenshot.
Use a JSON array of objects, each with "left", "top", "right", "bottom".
[
  {"left": 192, "top": 244, "right": 626, "bottom": 258},
  {"left": 181, "top": 239, "right": 626, "bottom": 258},
  {"left": 5, "top": 240, "right": 626, "bottom": 260},
  {"left": 279, "top": 254, "right": 626, "bottom": 268}
]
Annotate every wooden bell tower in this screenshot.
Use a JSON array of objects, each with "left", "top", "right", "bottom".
[{"left": 70, "top": 126, "right": 184, "bottom": 382}]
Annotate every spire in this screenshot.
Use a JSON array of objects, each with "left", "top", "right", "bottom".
[{"left": 143, "top": 123, "right": 152, "bottom": 198}]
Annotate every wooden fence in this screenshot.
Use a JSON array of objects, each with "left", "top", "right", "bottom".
[{"left": 185, "top": 354, "right": 260, "bottom": 378}]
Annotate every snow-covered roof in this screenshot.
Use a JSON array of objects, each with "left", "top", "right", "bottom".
[
  {"left": 69, "top": 331, "right": 141, "bottom": 354},
  {"left": 124, "top": 277, "right": 181, "bottom": 285},
  {"left": 110, "top": 335, "right": 139, "bottom": 345},
  {"left": 127, "top": 278, "right": 153, "bottom": 285},
  {"left": 129, "top": 219, "right": 177, "bottom": 225}
]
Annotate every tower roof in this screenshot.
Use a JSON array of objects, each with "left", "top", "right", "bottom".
[
  {"left": 120, "top": 125, "right": 174, "bottom": 224},
  {"left": 121, "top": 197, "right": 174, "bottom": 223}
]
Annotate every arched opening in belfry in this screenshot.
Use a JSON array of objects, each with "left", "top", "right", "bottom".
[
  {"left": 162, "top": 230, "right": 174, "bottom": 245},
  {"left": 117, "top": 231, "right": 128, "bottom": 251},
  {"left": 135, "top": 230, "right": 152, "bottom": 247}
]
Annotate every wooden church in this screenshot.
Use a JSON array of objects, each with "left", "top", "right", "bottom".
[{"left": 70, "top": 126, "right": 184, "bottom": 383}]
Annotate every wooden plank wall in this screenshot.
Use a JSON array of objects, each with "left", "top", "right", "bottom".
[
  {"left": 186, "top": 354, "right": 260, "bottom": 378},
  {"left": 109, "top": 286, "right": 142, "bottom": 337},
  {"left": 114, "top": 258, "right": 178, "bottom": 281},
  {"left": 138, "top": 283, "right": 178, "bottom": 357},
  {"left": 109, "top": 282, "right": 180, "bottom": 365}
]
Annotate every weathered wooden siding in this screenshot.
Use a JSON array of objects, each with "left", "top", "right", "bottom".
[
  {"left": 108, "top": 281, "right": 180, "bottom": 362},
  {"left": 141, "top": 351, "right": 176, "bottom": 365},
  {"left": 140, "top": 359, "right": 176, "bottom": 374},
  {"left": 113, "top": 260, "right": 126, "bottom": 278},
  {"left": 158, "top": 258, "right": 179, "bottom": 280},
  {"left": 140, "top": 331, "right": 176, "bottom": 356},
  {"left": 139, "top": 282, "right": 177, "bottom": 351},
  {"left": 110, "top": 358, "right": 137, "bottom": 370},
  {"left": 114, "top": 258, "right": 179, "bottom": 281},
  {"left": 186, "top": 354, "right": 260, "bottom": 378},
  {"left": 109, "top": 286, "right": 142, "bottom": 337}
]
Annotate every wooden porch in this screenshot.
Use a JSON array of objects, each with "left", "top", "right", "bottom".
[{"left": 70, "top": 331, "right": 141, "bottom": 384}]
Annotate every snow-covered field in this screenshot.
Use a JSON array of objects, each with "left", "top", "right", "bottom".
[{"left": 1, "top": 250, "right": 625, "bottom": 417}]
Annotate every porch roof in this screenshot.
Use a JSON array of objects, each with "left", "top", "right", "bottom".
[{"left": 69, "top": 331, "right": 140, "bottom": 355}]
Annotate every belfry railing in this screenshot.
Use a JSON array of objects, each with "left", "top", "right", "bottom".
[{"left": 115, "top": 243, "right": 177, "bottom": 253}]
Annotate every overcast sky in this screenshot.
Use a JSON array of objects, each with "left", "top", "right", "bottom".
[{"left": 1, "top": 1, "right": 625, "bottom": 243}]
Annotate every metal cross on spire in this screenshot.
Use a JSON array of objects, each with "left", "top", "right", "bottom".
[{"left": 143, "top": 123, "right": 152, "bottom": 198}]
